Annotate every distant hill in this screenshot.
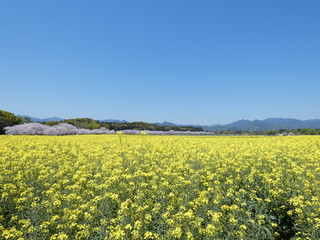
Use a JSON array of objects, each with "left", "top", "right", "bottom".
[
  {"left": 17, "top": 115, "right": 64, "bottom": 122},
  {"left": 42, "top": 117, "right": 64, "bottom": 122},
  {"left": 154, "top": 121, "right": 178, "bottom": 126},
  {"left": 101, "top": 119, "right": 128, "bottom": 123},
  {"left": 203, "top": 118, "right": 320, "bottom": 132},
  {"left": 153, "top": 121, "right": 209, "bottom": 128}
]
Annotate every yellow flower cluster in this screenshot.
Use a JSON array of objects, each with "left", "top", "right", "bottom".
[{"left": 0, "top": 135, "right": 320, "bottom": 239}]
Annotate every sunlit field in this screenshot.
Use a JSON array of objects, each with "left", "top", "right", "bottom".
[{"left": 1, "top": 135, "right": 320, "bottom": 239}]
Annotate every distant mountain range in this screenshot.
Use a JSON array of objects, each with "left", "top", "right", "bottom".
[
  {"left": 202, "top": 118, "right": 320, "bottom": 132},
  {"left": 153, "top": 121, "right": 179, "bottom": 126},
  {"left": 155, "top": 118, "right": 320, "bottom": 131},
  {"left": 101, "top": 119, "right": 128, "bottom": 123},
  {"left": 18, "top": 115, "right": 64, "bottom": 122},
  {"left": 17, "top": 115, "right": 320, "bottom": 131}
]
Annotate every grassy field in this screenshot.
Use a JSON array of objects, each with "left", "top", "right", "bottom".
[{"left": 0, "top": 135, "right": 320, "bottom": 239}]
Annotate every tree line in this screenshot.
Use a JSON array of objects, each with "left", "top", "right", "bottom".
[
  {"left": 1, "top": 110, "right": 320, "bottom": 135},
  {"left": 0, "top": 110, "right": 23, "bottom": 134},
  {"left": 44, "top": 118, "right": 204, "bottom": 132}
]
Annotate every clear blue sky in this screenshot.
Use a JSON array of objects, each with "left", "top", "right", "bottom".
[{"left": 1, "top": 0, "right": 319, "bottom": 125}]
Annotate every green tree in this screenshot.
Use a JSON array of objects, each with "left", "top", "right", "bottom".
[
  {"left": 20, "top": 116, "right": 32, "bottom": 123},
  {"left": 300, "top": 128, "right": 316, "bottom": 135},
  {"left": 265, "top": 129, "right": 280, "bottom": 135},
  {"left": 0, "top": 110, "right": 23, "bottom": 134},
  {"left": 90, "top": 122, "right": 100, "bottom": 130},
  {"left": 292, "top": 129, "right": 299, "bottom": 134}
]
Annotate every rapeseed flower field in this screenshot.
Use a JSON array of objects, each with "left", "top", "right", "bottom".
[{"left": 0, "top": 135, "right": 320, "bottom": 239}]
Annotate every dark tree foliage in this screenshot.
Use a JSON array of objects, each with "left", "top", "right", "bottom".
[
  {"left": 44, "top": 118, "right": 204, "bottom": 132},
  {"left": 0, "top": 110, "right": 22, "bottom": 134}
]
